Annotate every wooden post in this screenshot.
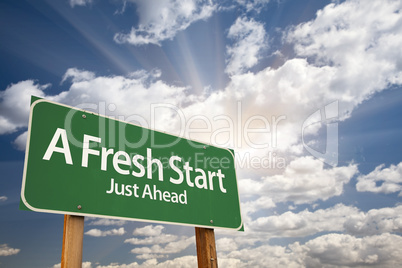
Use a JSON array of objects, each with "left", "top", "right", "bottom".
[
  {"left": 195, "top": 227, "right": 218, "bottom": 268},
  {"left": 61, "top": 215, "right": 85, "bottom": 268}
]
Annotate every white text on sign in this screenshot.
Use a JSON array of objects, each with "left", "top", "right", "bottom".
[{"left": 42, "top": 128, "right": 228, "bottom": 194}]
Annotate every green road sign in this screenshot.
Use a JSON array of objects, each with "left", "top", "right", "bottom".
[{"left": 21, "top": 98, "right": 243, "bottom": 230}]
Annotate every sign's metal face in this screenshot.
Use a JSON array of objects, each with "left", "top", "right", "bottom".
[{"left": 21, "top": 98, "right": 242, "bottom": 230}]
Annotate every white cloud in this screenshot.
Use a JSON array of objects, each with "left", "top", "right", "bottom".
[
  {"left": 96, "top": 256, "right": 197, "bottom": 268},
  {"left": 132, "top": 225, "right": 165, "bottom": 236},
  {"left": 356, "top": 162, "right": 402, "bottom": 195},
  {"left": 0, "top": 196, "right": 7, "bottom": 202},
  {"left": 222, "top": 244, "right": 303, "bottom": 267},
  {"left": 216, "top": 237, "right": 238, "bottom": 252},
  {"left": 166, "top": 57, "right": 341, "bottom": 158},
  {"left": 236, "top": 0, "right": 270, "bottom": 13},
  {"left": 224, "top": 204, "right": 402, "bottom": 253},
  {"left": 0, "top": 80, "right": 47, "bottom": 135},
  {"left": 148, "top": 256, "right": 197, "bottom": 267},
  {"left": 221, "top": 233, "right": 402, "bottom": 268},
  {"left": 226, "top": 17, "right": 267, "bottom": 75},
  {"left": 286, "top": 0, "right": 402, "bottom": 115},
  {"left": 249, "top": 203, "right": 359, "bottom": 237},
  {"left": 13, "top": 131, "right": 28, "bottom": 151},
  {"left": 242, "top": 195, "right": 276, "bottom": 214},
  {"left": 69, "top": 0, "right": 92, "bottom": 8},
  {"left": 344, "top": 205, "right": 402, "bottom": 236},
  {"left": 0, "top": 69, "right": 188, "bottom": 150},
  {"left": 61, "top": 68, "right": 96, "bottom": 84},
  {"left": 242, "top": 157, "right": 358, "bottom": 205},
  {"left": 114, "top": 0, "right": 216, "bottom": 46},
  {"left": 125, "top": 234, "right": 178, "bottom": 245},
  {"left": 301, "top": 233, "right": 402, "bottom": 267},
  {"left": 130, "top": 236, "right": 194, "bottom": 259},
  {"left": 250, "top": 204, "right": 402, "bottom": 238},
  {"left": 0, "top": 244, "right": 20, "bottom": 256},
  {"left": 85, "top": 227, "right": 125, "bottom": 237},
  {"left": 126, "top": 225, "right": 194, "bottom": 260},
  {"left": 136, "top": 254, "right": 167, "bottom": 260},
  {"left": 217, "top": 204, "right": 402, "bottom": 257},
  {"left": 86, "top": 218, "right": 127, "bottom": 226},
  {"left": 53, "top": 261, "right": 92, "bottom": 268},
  {"left": 88, "top": 232, "right": 402, "bottom": 267},
  {"left": 50, "top": 68, "right": 186, "bottom": 116}
]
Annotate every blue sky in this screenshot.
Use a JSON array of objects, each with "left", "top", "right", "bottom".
[{"left": 1, "top": 0, "right": 402, "bottom": 267}]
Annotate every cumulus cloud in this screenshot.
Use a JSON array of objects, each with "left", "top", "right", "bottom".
[
  {"left": 50, "top": 68, "right": 187, "bottom": 117},
  {"left": 61, "top": 68, "right": 96, "bottom": 84},
  {"left": 0, "top": 244, "right": 20, "bottom": 256},
  {"left": 286, "top": 0, "right": 402, "bottom": 115},
  {"left": 344, "top": 205, "right": 402, "bottom": 236},
  {"left": 250, "top": 203, "right": 359, "bottom": 237},
  {"left": 53, "top": 261, "right": 92, "bottom": 268},
  {"left": 248, "top": 204, "right": 402, "bottom": 238},
  {"left": 13, "top": 131, "right": 28, "bottom": 151},
  {"left": 0, "top": 80, "right": 46, "bottom": 135},
  {"left": 0, "top": 68, "right": 187, "bottom": 150},
  {"left": 225, "top": 17, "right": 267, "bottom": 75},
  {"left": 130, "top": 236, "right": 194, "bottom": 259},
  {"left": 220, "top": 203, "right": 402, "bottom": 257},
  {"left": 95, "top": 256, "right": 197, "bottom": 268},
  {"left": 62, "top": 232, "right": 402, "bottom": 267},
  {"left": 216, "top": 237, "right": 239, "bottom": 252},
  {"left": 240, "top": 156, "right": 358, "bottom": 206},
  {"left": 114, "top": 0, "right": 216, "bottom": 46},
  {"left": 221, "top": 233, "right": 402, "bottom": 268},
  {"left": 69, "top": 0, "right": 92, "bottom": 8},
  {"left": 222, "top": 243, "right": 303, "bottom": 267},
  {"left": 86, "top": 218, "right": 126, "bottom": 226},
  {"left": 356, "top": 162, "right": 402, "bottom": 195},
  {"left": 262, "top": 157, "right": 357, "bottom": 204},
  {"left": 125, "top": 234, "right": 178, "bottom": 245},
  {"left": 241, "top": 195, "right": 276, "bottom": 221},
  {"left": 132, "top": 225, "right": 165, "bottom": 236},
  {"left": 235, "top": 0, "right": 270, "bottom": 13},
  {"left": 125, "top": 225, "right": 194, "bottom": 260},
  {"left": 301, "top": 233, "right": 402, "bottom": 267},
  {"left": 85, "top": 227, "right": 125, "bottom": 237}
]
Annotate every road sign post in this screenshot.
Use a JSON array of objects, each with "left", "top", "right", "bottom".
[
  {"left": 61, "top": 215, "right": 84, "bottom": 268},
  {"left": 195, "top": 227, "right": 218, "bottom": 268}
]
